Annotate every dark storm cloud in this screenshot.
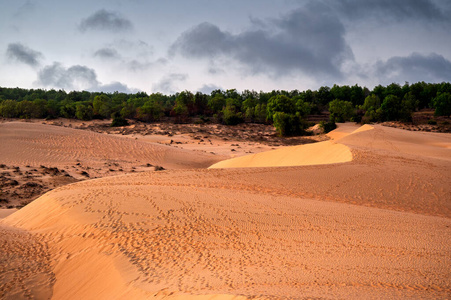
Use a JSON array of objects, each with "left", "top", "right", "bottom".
[
  {"left": 79, "top": 9, "right": 133, "bottom": 32},
  {"left": 6, "top": 43, "right": 43, "bottom": 67},
  {"left": 376, "top": 53, "right": 451, "bottom": 84},
  {"left": 94, "top": 47, "right": 120, "bottom": 59},
  {"left": 170, "top": 2, "right": 352, "bottom": 79},
  {"left": 37, "top": 62, "right": 99, "bottom": 90},
  {"left": 330, "top": 0, "right": 450, "bottom": 24}
]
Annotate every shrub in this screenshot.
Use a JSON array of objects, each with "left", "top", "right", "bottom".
[
  {"left": 319, "top": 120, "right": 337, "bottom": 133},
  {"left": 111, "top": 112, "right": 129, "bottom": 127},
  {"left": 273, "top": 112, "right": 305, "bottom": 136}
]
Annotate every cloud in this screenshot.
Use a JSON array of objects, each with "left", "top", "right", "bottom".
[
  {"left": 79, "top": 9, "right": 133, "bottom": 32},
  {"left": 152, "top": 73, "right": 188, "bottom": 94},
  {"left": 330, "top": 0, "right": 450, "bottom": 24},
  {"left": 6, "top": 43, "right": 43, "bottom": 67},
  {"left": 93, "top": 82, "right": 139, "bottom": 94},
  {"left": 170, "top": 2, "right": 352, "bottom": 80},
  {"left": 36, "top": 62, "right": 99, "bottom": 90},
  {"left": 197, "top": 84, "right": 222, "bottom": 94},
  {"left": 127, "top": 57, "right": 168, "bottom": 72},
  {"left": 14, "top": 0, "right": 37, "bottom": 17},
  {"left": 375, "top": 52, "right": 451, "bottom": 84},
  {"left": 36, "top": 62, "right": 138, "bottom": 92},
  {"left": 94, "top": 47, "right": 120, "bottom": 59}
]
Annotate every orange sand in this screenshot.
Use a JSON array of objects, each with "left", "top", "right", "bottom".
[
  {"left": 0, "top": 122, "right": 223, "bottom": 170},
  {"left": 1, "top": 123, "right": 450, "bottom": 299},
  {"left": 209, "top": 124, "right": 376, "bottom": 169}
]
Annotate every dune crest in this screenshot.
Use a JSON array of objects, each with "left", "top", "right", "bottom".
[
  {"left": 209, "top": 124, "right": 369, "bottom": 169},
  {"left": 209, "top": 141, "right": 352, "bottom": 169}
]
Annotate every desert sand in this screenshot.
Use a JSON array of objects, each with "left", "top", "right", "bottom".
[
  {"left": 0, "top": 121, "right": 227, "bottom": 208},
  {"left": 1, "top": 121, "right": 450, "bottom": 299},
  {"left": 0, "top": 121, "right": 223, "bottom": 171}
]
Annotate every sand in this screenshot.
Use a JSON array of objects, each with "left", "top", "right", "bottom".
[
  {"left": 0, "top": 121, "right": 225, "bottom": 208},
  {"left": 209, "top": 141, "right": 352, "bottom": 168},
  {"left": 1, "top": 122, "right": 450, "bottom": 299},
  {"left": 0, "top": 209, "right": 16, "bottom": 218},
  {"left": 0, "top": 121, "right": 223, "bottom": 170}
]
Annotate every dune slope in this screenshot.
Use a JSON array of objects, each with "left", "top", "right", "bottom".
[
  {"left": 0, "top": 124, "right": 450, "bottom": 299},
  {"left": 209, "top": 140, "right": 352, "bottom": 169},
  {"left": 0, "top": 122, "right": 222, "bottom": 170},
  {"left": 209, "top": 123, "right": 369, "bottom": 169}
]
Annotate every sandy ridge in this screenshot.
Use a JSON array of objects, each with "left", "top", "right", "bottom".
[{"left": 0, "top": 122, "right": 223, "bottom": 170}]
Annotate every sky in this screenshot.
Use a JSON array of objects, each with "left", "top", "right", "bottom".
[{"left": 1, "top": 0, "right": 451, "bottom": 94}]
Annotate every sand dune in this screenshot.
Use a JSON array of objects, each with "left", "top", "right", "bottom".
[
  {"left": 1, "top": 123, "right": 450, "bottom": 299},
  {"left": 210, "top": 123, "right": 450, "bottom": 169},
  {"left": 0, "top": 122, "right": 222, "bottom": 170},
  {"left": 209, "top": 124, "right": 367, "bottom": 169},
  {"left": 209, "top": 141, "right": 352, "bottom": 168}
]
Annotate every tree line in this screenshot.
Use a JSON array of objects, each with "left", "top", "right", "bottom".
[{"left": 0, "top": 81, "right": 450, "bottom": 136}]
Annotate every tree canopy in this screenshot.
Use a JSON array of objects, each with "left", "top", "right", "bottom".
[{"left": 0, "top": 81, "right": 450, "bottom": 136}]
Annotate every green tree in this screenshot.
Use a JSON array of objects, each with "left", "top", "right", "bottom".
[
  {"left": 272, "top": 112, "right": 305, "bottom": 136},
  {"left": 120, "top": 102, "right": 136, "bottom": 119},
  {"left": 221, "top": 98, "right": 244, "bottom": 125},
  {"left": 294, "top": 97, "right": 311, "bottom": 117},
  {"left": 60, "top": 100, "right": 77, "bottom": 118},
  {"left": 32, "top": 99, "right": 48, "bottom": 118},
  {"left": 208, "top": 93, "right": 226, "bottom": 113},
  {"left": 16, "top": 100, "right": 36, "bottom": 119},
  {"left": 93, "top": 94, "right": 112, "bottom": 118},
  {"left": 137, "top": 98, "right": 164, "bottom": 122},
  {"left": 0, "top": 100, "right": 18, "bottom": 118},
  {"left": 46, "top": 100, "right": 61, "bottom": 118},
  {"left": 174, "top": 91, "right": 195, "bottom": 116},
  {"left": 75, "top": 103, "right": 93, "bottom": 120},
  {"left": 194, "top": 92, "right": 209, "bottom": 115},
  {"left": 329, "top": 99, "right": 354, "bottom": 123},
  {"left": 222, "top": 104, "right": 244, "bottom": 125},
  {"left": 267, "top": 95, "right": 306, "bottom": 136},
  {"left": 432, "top": 92, "right": 451, "bottom": 117},
  {"left": 380, "top": 95, "right": 402, "bottom": 121},
  {"left": 360, "top": 95, "right": 381, "bottom": 123},
  {"left": 254, "top": 104, "right": 267, "bottom": 123},
  {"left": 266, "top": 95, "right": 296, "bottom": 121}
]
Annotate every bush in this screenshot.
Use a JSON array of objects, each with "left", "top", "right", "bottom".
[
  {"left": 427, "top": 119, "right": 437, "bottom": 125},
  {"left": 75, "top": 103, "right": 93, "bottom": 120},
  {"left": 273, "top": 112, "right": 306, "bottom": 136},
  {"left": 111, "top": 112, "right": 129, "bottom": 127},
  {"left": 319, "top": 120, "right": 337, "bottom": 133}
]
